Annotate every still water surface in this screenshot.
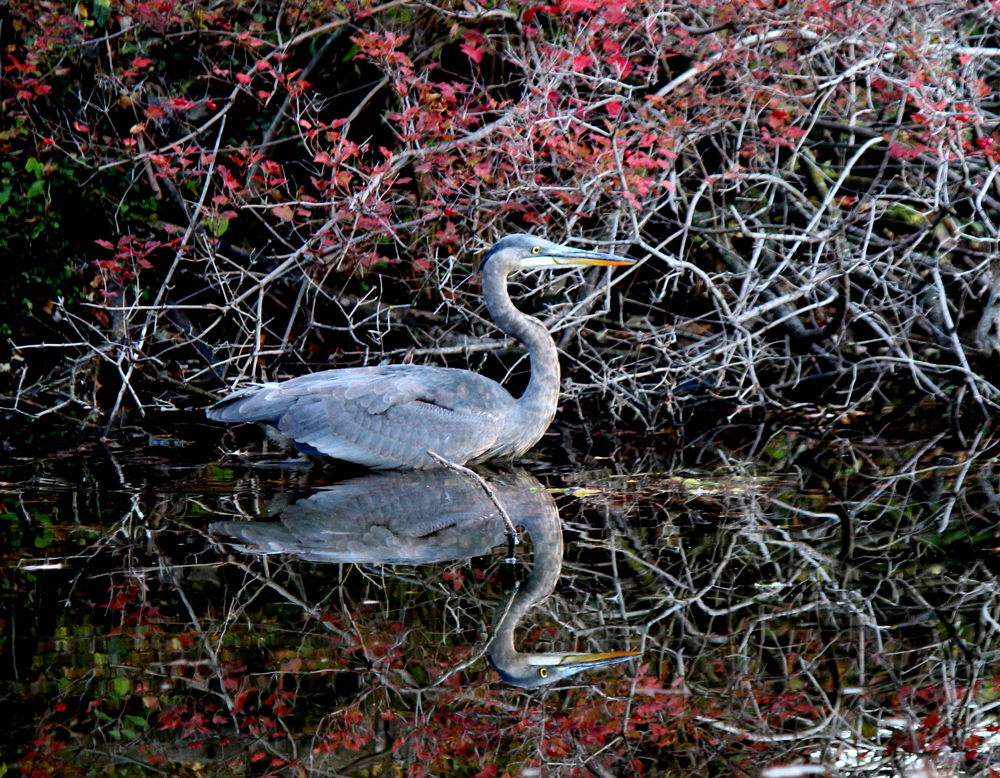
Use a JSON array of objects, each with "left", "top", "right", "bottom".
[{"left": 2, "top": 424, "right": 999, "bottom": 777}]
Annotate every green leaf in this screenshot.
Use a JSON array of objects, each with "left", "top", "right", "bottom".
[
  {"left": 205, "top": 217, "right": 229, "bottom": 237},
  {"left": 113, "top": 675, "right": 131, "bottom": 697},
  {"left": 26, "top": 180, "right": 46, "bottom": 200},
  {"left": 93, "top": 0, "right": 111, "bottom": 26}
]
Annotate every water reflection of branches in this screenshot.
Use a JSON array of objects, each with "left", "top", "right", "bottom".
[
  {"left": 7, "top": 419, "right": 1000, "bottom": 775},
  {"left": 570, "top": 421, "right": 1000, "bottom": 775}
]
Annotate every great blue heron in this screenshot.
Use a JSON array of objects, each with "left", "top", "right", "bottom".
[
  {"left": 206, "top": 234, "right": 633, "bottom": 469},
  {"left": 210, "top": 469, "right": 639, "bottom": 688}
]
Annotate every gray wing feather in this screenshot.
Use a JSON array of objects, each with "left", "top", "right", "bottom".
[{"left": 206, "top": 365, "right": 513, "bottom": 469}]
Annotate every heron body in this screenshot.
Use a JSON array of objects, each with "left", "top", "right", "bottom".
[
  {"left": 207, "top": 234, "right": 633, "bottom": 470},
  {"left": 208, "top": 363, "right": 540, "bottom": 469}
]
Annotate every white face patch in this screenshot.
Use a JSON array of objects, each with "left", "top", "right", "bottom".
[
  {"left": 526, "top": 651, "right": 641, "bottom": 667},
  {"left": 518, "top": 254, "right": 563, "bottom": 270},
  {"left": 518, "top": 253, "right": 627, "bottom": 270},
  {"left": 526, "top": 654, "right": 571, "bottom": 666}
]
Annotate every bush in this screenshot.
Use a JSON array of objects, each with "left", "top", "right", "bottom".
[{"left": 2, "top": 0, "right": 999, "bottom": 445}]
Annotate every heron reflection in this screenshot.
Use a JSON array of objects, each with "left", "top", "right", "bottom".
[{"left": 211, "top": 469, "right": 638, "bottom": 688}]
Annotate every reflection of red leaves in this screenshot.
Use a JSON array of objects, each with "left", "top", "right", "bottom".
[
  {"left": 766, "top": 109, "right": 787, "bottom": 129},
  {"left": 342, "top": 731, "right": 370, "bottom": 751},
  {"left": 475, "top": 764, "right": 497, "bottom": 778},
  {"left": 889, "top": 142, "right": 924, "bottom": 159},
  {"left": 441, "top": 570, "right": 464, "bottom": 591},
  {"left": 233, "top": 689, "right": 250, "bottom": 712},
  {"left": 522, "top": 4, "right": 557, "bottom": 22}
]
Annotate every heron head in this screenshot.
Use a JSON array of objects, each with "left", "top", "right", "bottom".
[
  {"left": 489, "top": 648, "right": 641, "bottom": 689},
  {"left": 479, "top": 233, "right": 634, "bottom": 274}
]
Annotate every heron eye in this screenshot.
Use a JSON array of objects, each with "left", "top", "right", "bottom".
[
  {"left": 531, "top": 246, "right": 541, "bottom": 254},
  {"left": 539, "top": 668, "right": 548, "bottom": 678}
]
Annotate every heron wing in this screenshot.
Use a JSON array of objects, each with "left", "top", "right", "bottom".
[{"left": 207, "top": 365, "right": 512, "bottom": 469}]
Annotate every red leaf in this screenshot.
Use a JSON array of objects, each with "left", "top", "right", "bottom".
[
  {"left": 271, "top": 204, "right": 294, "bottom": 222},
  {"left": 601, "top": 5, "right": 627, "bottom": 23},
  {"left": 572, "top": 54, "right": 593, "bottom": 72},
  {"left": 605, "top": 54, "right": 633, "bottom": 79},
  {"left": 459, "top": 43, "right": 483, "bottom": 63}
]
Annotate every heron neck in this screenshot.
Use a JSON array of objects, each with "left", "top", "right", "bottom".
[
  {"left": 481, "top": 264, "right": 560, "bottom": 435},
  {"left": 489, "top": 498, "right": 564, "bottom": 663}
]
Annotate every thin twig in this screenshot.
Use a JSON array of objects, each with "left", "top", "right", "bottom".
[{"left": 426, "top": 452, "right": 519, "bottom": 559}]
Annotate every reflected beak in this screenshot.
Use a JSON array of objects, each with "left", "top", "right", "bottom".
[
  {"left": 529, "top": 650, "right": 642, "bottom": 671},
  {"left": 525, "top": 244, "right": 635, "bottom": 269}
]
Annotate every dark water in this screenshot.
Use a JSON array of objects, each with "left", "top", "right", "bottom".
[{"left": 2, "top": 424, "right": 999, "bottom": 777}]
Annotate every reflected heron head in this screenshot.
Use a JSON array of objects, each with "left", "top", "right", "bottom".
[{"left": 489, "top": 647, "right": 641, "bottom": 689}]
